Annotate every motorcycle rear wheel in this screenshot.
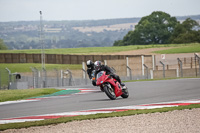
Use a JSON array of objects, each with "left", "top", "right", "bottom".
[{"left": 104, "top": 85, "right": 116, "bottom": 100}]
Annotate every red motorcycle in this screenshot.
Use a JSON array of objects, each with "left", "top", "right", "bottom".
[{"left": 95, "top": 71, "right": 129, "bottom": 100}]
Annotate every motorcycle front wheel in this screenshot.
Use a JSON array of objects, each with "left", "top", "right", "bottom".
[
  {"left": 104, "top": 85, "right": 116, "bottom": 100},
  {"left": 121, "top": 87, "right": 129, "bottom": 98}
]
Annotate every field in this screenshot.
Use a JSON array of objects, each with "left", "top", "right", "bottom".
[
  {"left": 0, "top": 43, "right": 199, "bottom": 55},
  {"left": 154, "top": 43, "right": 200, "bottom": 54},
  {"left": 0, "top": 44, "right": 166, "bottom": 54},
  {"left": 73, "top": 23, "right": 136, "bottom": 32}
]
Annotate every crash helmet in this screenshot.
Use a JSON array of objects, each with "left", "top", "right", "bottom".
[
  {"left": 86, "top": 60, "right": 94, "bottom": 68},
  {"left": 94, "top": 61, "right": 102, "bottom": 71}
]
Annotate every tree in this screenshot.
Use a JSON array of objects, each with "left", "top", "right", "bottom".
[
  {"left": 170, "top": 18, "right": 200, "bottom": 43},
  {"left": 0, "top": 39, "right": 8, "bottom": 50},
  {"left": 114, "top": 11, "right": 178, "bottom": 46}
]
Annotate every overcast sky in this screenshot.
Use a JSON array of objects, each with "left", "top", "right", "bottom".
[{"left": 0, "top": 0, "right": 199, "bottom": 22}]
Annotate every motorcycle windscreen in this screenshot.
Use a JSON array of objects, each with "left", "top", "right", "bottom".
[
  {"left": 96, "top": 71, "right": 104, "bottom": 79},
  {"left": 96, "top": 71, "right": 107, "bottom": 85}
]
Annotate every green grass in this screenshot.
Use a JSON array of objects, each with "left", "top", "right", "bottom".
[
  {"left": 0, "top": 103, "right": 199, "bottom": 131},
  {"left": 154, "top": 43, "right": 200, "bottom": 54},
  {"left": 0, "top": 63, "right": 82, "bottom": 73},
  {"left": 1, "top": 43, "right": 199, "bottom": 55},
  {"left": 0, "top": 44, "right": 171, "bottom": 54},
  {"left": 0, "top": 88, "right": 60, "bottom": 102}
]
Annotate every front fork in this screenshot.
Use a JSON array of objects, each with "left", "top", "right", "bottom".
[{"left": 100, "top": 83, "right": 112, "bottom": 92}]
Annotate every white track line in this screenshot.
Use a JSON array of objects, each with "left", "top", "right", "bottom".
[{"left": 0, "top": 99, "right": 199, "bottom": 124}]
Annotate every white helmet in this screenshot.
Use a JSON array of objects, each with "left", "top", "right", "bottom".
[{"left": 86, "top": 60, "right": 94, "bottom": 68}]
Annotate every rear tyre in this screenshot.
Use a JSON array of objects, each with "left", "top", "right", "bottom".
[
  {"left": 104, "top": 85, "right": 116, "bottom": 100},
  {"left": 121, "top": 87, "right": 129, "bottom": 98}
]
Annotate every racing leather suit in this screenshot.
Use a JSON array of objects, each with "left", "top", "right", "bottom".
[
  {"left": 94, "top": 65, "right": 122, "bottom": 85},
  {"left": 87, "top": 65, "right": 96, "bottom": 86}
]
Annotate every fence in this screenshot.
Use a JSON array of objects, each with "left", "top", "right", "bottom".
[
  {"left": 153, "top": 54, "right": 200, "bottom": 79},
  {"left": 104, "top": 55, "right": 154, "bottom": 80},
  {"left": 0, "top": 53, "right": 150, "bottom": 64},
  {"left": 1, "top": 54, "right": 199, "bottom": 90}
]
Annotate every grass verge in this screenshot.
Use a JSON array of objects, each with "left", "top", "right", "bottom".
[
  {"left": 0, "top": 104, "right": 199, "bottom": 131},
  {"left": 154, "top": 43, "right": 200, "bottom": 54},
  {"left": 0, "top": 63, "right": 82, "bottom": 73},
  {"left": 0, "top": 88, "right": 60, "bottom": 102}
]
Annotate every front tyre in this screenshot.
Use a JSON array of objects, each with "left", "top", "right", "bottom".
[
  {"left": 121, "top": 87, "right": 129, "bottom": 98},
  {"left": 104, "top": 85, "right": 116, "bottom": 100}
]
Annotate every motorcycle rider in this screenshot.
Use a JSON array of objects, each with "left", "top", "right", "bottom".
[
  {"left": 94, "top": 61, "right": 125, "bottom": 87},
  {"left": 86, "top": 60, "right": 96, "bottom": 86}
]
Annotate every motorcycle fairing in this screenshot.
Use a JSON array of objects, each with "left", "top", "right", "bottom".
[{"left": 96, "top": 71, "right": 123, "bottom": 97}]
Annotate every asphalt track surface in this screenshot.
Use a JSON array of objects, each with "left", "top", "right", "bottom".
[{"left": 0, "top": 78, "right": 200, "bottom": 120}]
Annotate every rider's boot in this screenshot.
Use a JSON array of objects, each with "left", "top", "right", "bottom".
[
  {"left": 121, "top": 83, "right": 125, "bottom": 86},
  {"left": 120, "top": 83, "right": 126, "bottom": 90}
]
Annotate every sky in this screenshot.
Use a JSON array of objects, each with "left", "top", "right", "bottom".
[{"left": 0, "top": 0, "right": 200, "bottom": 22}]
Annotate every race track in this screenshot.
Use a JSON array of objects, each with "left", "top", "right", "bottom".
[{"left": 0, "top": 78, "right": 200, "bottom": 120}]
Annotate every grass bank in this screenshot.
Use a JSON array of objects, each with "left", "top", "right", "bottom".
[
  {"left": 0, "top": 45, "right": 164, "bottom": 54},
  {"left": 0, "top": 43, "right": 199, "bottom": 55},
  {"left": 0, "top": 104, "right": 199, "bottom": 131},
  {"left": 0, "top": 43, "right": 190, "bottom": 55},
  {"left": 0, "top": 63, "right": 82, "bottom": 73},
  {"left": 154, "top": 43, "right": 200, "bottom": 54},
  {"left": 0, "top": 88, "right": 60, "bottom": 102}
]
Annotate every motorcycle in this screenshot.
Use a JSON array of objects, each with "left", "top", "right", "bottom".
[{"left": 95, "top": 71, "right": 129, "bottom": 100}]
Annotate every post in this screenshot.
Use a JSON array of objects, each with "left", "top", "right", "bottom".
[
  {"left": 152, "top": 55, "right": 155, "bottom": 70},
  {"left": 141, "top": 55, "right": 144, "bottom": 76},
  {"left": 159, "top": 61, "right": 165, "bottom": 78},
  {"left": 82, "top": 68, "right": 87, "bottom": 85},
  {"left": 31, "top": 67, "right": 35, "bottom": 88},
  {"left": 143, "top": 64, "right": 148, "bottom": 79},
  {"left": 126, "top": 66, "right": 132, "bottom": 80},
  {"left": 104, "top": 60, "right": 107, "bottom": 65},
  {"left": 191, "top": 57, "right": 193, "bottom": 68},
  {"left": 66, "top": 70, "right": 73, "bottom": 86},
  {"left": 177, "top": 58, "right": 183, "bottom": 77},
  {"left": 126, "top": 57, "right": 129, "bottom": 77},
  {"left": 82, "top": 62, "right": 86, "bottom": 79},
  {"left": 34, "top": 67, "right": 39, "bottom": 88},
  {"left": 195, "top": 54, "right": 197, "bottom": 77},
  {"left": 5, "top": 68, "right": 12, "bottom": 89},
  {"left": 150, "top": 70, "right": 153, "bottom": 79},
  {"left": 54, "top": 69, "right": 59, "bottom": 87},
  {"left": 40, "top": 11, "right": 45, "bottom": 69},
  {"left": 61, "top": 70, "right": 63, "bottom": 86},
  {"left": 176, "top": 68, "right": 179, "bottom": 78},
  {"left": 42, "top": 68, "right": 47, "bottom": 88},
  {"left": 195, "top": 54, "right": 200, "bottom": 77}
]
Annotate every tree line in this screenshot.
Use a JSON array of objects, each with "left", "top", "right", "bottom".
[{"left": 114, "top": 11, "right": 200, "bottom": 46}]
